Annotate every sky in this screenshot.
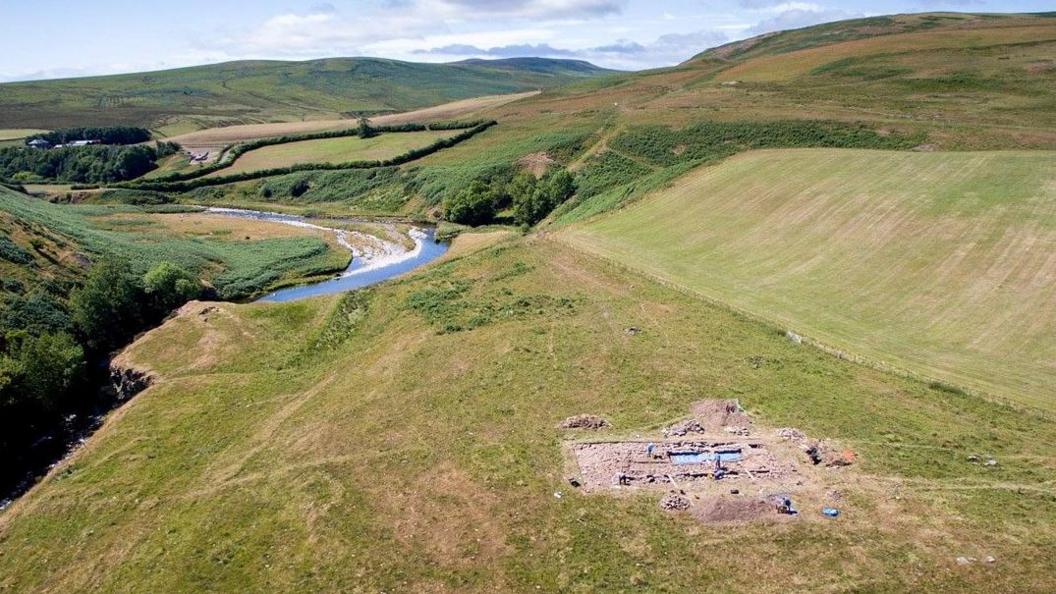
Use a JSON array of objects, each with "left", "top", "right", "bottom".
[{"left": 0, "top": 0, "right": 1052, "bottom": 81}]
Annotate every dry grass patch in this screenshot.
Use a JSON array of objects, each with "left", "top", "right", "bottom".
[{"left": 716, "top": 25, "right": 1056, "bottom": 82}]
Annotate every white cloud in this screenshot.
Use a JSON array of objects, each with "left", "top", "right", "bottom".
[
  {"left": 744, "top": 6, "right": 862, "bottom": 36},
  {"left": 400, "top": 0, "right": 627, "bottom": 19},
  {"left": 412, "top": 28, "right": 729, "bottom": 69}
]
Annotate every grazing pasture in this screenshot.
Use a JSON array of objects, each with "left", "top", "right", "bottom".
[
  {"left": 562, "top": 148, "right": 1056, "bottom": 409},
  {"left": 214, "top": 130, "right": 458, "bottom": 176},
  {"left": 1, "top": 238, "right": 1053, "bottom": 592}
]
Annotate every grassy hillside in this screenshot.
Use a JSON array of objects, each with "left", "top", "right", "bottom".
[
  {"left": 0, "top": 58, "right": 613, "bottom": 133},
  {"left": 691, "top": 13, "right": 1056, "bottom": 65},
  {"left": 3, "top": 11, "right": 1056, "bottom": 593},
  {"left": 0, "top": 188, "right": 349, "bottom": 299},
  {"left": 0, "top": 238, "right": 1053, "bottom": 592},
  {"left": 561, "top": 148, "right": 1056, "bottom": 409}
]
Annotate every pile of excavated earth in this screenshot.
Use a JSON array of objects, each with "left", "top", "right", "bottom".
[{"left": 561, "top": 400, "right": 854, "bottom": 523}]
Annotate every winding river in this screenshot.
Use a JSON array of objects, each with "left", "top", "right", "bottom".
[{"left": 206, "top": 207, "right": 448, "bottom": 302}]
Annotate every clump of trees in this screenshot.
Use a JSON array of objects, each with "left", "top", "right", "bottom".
[
  {"left": 357, "top": 117, "right": 378, "bottom": 139},
  {"left": 0, "top": 142, "right": 178, "bottom": 184},
  {"left": 0, "top": 256, "right": 202, "bottom": 491},
  {"left": 27, "top": 126, "right": 152, "bottom": 146},
  {"left": 69, "top": 258, "right": 202, "bottom": 353},
  {"left": 442, "top": 167, "right": 576, "bottom": 227}
]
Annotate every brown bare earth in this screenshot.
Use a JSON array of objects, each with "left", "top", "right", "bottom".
[
  {"left": 167, "top": 92, "right": 538, "bottom": 159},
  {"left": 564, "top": 400, "right": 855, "bottom": 525},
  {"left": 516, "top": 151, "right": 556, "bottom": 177}
]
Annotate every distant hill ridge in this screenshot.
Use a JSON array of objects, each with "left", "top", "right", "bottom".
[
  {"left": 0, "top": 57, "right": 615, "bottom": 133},
  {"left": 687, "top": 11, "right": 1056, "bottom": 64}
]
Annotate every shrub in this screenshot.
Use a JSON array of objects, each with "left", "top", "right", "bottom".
[
  {"left": 143, "top": 262, "right": 201, "bottom": 314},
  {"left": 70, "top": 258, "right": 146, "bottom": 354},
  {"left": 97, "top": 188, "right": 173, "bottom": 205},
  {"left": 289, "top": 178, "right": 310, "bottom": 197},
  {"left": 443, "top": 180, "right": 498, "bottom": 226},
  {"left": 0, "top": 236, "right": 32, "bottom": 264},
  {"left": 0, "top": 291, "right": 72, "bottom": 336}
]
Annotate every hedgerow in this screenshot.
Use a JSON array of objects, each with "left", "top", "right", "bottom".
[
  {"left": 607, "top": 120, "right": 922, "bottom": 168},
  {"left": 562, "top": 120, "right": 926, "bottom": 224},
  {"left": 134, "top": 120, "right": 496, "bottom": 185},
  {"left": 122, "top": 121, "right": 496, "bottom": 192}
]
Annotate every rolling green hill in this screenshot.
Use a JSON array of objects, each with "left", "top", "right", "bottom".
[
  {"left": 560, "top": 148, "right": 1056, "bottom": 410},
  {"left": 1, "top": 236, "right": 1054, "bottom": 593},
  {"left": 0, "top": 58, "right": 614, "bottom": 133},
  {"left": 3, "top": 12, "right": 1056, "bottom": 594}
]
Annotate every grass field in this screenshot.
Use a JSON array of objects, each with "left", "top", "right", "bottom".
[
  {"left": 214, "top": 131, "right": 458, "bottom": 176},
  {"left": 165, "top": 92, "right": 536, "bottom": 156},
  {"left": 0, "top": 237, "right": 1053, "bottom": 592},
  {"left": 4, "top": 11, "right": 1056, "bottom": 593},
  {"left": 560, "top": 148, "right": 1056, "bottom": 410},
  {"left": 0, "top": 129, "right": 47, "bottom": 141}
]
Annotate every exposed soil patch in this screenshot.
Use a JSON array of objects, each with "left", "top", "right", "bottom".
[
  {"left": 559, "top": 414, "right": 610, "bottom": 430},
  {"left": 571, "top": 439, "right": 792, "bottom": 489},
  {"left": 517, "top": 151, "right": 556, "bottom": 177},
  {"left": 689, "top": 399, "right": 751, "bottom": 431},
  {"left": 564, "top": 400, "right": 855, "bottom": 525},
  {"left": 1025, "top": 61, "right": 1055, "bottom": 74},
  {"left": 690, "top": 496, "right": 778, "bottom": 524}
]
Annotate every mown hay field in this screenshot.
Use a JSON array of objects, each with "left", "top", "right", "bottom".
[
  {"left": 166, "top": 92, "right": 535, "bottom": 156},
  {"left": 561, "top": 148, "right": 1056, "bottom": 410},
  {"left": 1, "top": 237, "right": 1053, "bottom": 592},
  {"left": 212, "top": 130, "right": 458, "bottom": 177}
]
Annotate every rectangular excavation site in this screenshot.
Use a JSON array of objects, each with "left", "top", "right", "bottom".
[{"left": 571, "top": 439, "right": 794, "bottom": 490}]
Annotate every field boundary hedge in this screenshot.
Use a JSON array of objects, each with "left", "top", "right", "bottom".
[{"left": 128, "top": 120, "right": 495, "bottom": 189}]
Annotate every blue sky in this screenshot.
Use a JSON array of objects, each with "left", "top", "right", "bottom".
[{"left": 1, "top": 0, "right": 1052, "bottom": 81}]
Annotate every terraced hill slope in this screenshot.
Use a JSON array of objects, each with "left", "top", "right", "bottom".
[
  {"left": 561, "top": 148, "right": 1056, "bottom": 409},
  {"left": 0, "top": 58, "right": 613, "bottom": 133}
]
